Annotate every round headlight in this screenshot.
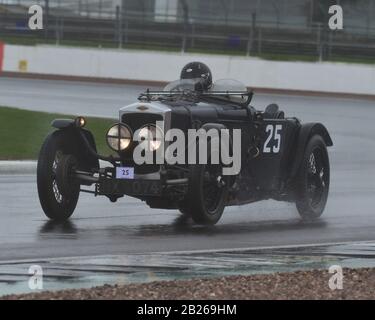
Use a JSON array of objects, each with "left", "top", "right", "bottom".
[
  {"left": 138, "top": 125, "right": 163, "bottom": 152},
  {"left": 106, "top": 124, "right": 132, "bottom": 151},
  {"left": 75, "top": 116, "right": 86, "bottom": 128}
]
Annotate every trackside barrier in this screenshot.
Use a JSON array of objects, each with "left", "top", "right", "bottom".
[{"left": 1, "top": 44, "right": 374, "bottom": 96}]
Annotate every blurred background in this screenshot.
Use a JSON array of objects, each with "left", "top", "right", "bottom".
[{"left": 0, "top": 0, "right": 374, "bottom": 63}]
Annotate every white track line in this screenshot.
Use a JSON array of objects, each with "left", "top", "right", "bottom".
[
  {"left": 152, "top": 239, "right": 375, "bottom": 255},
  {"left": 1, "top": 239, "right": 375, "bottom": 265}
]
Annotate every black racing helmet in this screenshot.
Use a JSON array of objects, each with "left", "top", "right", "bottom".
[{"left": 180, "top": 61, "right": 212, "bottom": 90}]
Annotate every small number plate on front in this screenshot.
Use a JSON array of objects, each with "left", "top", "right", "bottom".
[{"left": 116, "top": 167, "right": 134, "bottom": 179}]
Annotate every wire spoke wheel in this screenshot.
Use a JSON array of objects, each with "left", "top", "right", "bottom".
[
  {"left": 37, "top": 132, "right": 80, "bottom": 221},
  {"left": 183, "top": 143, "right": 230, "bottom": 225},
  {"left": 295, "top": 135, "right": 330, "bottom": 219}
]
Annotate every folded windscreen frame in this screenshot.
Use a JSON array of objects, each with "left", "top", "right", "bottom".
[
  {"left": 210, "top": 79, "right": 248, "bottom": 103},
  {"left": 163, "top": 78, "right": 202, "bottom": 92}
]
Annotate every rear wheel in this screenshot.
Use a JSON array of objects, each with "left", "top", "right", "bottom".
[
  {"left": 37, "top": 132, "right": 80, "bottom": 221},
  {"left": 295, "top": 135, "right": 330, "bottom": 219}
]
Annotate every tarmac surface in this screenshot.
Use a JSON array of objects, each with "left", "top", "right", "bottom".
[{"left": 0, "top": 76, "right": 375, "bottom": 294}]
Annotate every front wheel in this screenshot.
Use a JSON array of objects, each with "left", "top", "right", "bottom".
[
  {"left": 183, "top": 163, "right": 229, "bottom": 225},
  {"left": 37, "top": 132, "right": 80, "bottom": 221},
  {"left": 295, "top": 135, "right": 330, "bottom": 219}
]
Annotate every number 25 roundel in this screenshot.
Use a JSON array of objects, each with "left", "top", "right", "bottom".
[{"left": 263, "top": 124, "right": 282, "bottom": 153}]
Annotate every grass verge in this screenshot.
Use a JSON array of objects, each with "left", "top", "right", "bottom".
[{"left": 0, "top": 106, "right": 115, "bottom": 160}]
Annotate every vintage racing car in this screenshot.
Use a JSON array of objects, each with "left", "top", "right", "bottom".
[{"left": 37, "top": 63, "right": 332, "bottom": 225}]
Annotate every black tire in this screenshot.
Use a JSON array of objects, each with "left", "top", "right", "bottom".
[
  {"left": 37, "top": 131, "right": 80, "bottom": 221},
  {"left": 184, "top": 163, "right": 229, "bottom": 225},
  {"left": 295, "top": 135, "right": 330, "bottom": 219}
]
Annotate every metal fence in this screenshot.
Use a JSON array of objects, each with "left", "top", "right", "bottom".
[{"left": 1, "top": 0, "right": 375, "bottom": 62}]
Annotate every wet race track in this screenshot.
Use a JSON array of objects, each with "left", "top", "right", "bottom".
[{"left": 0, "top": 77, "right": 375, "bottom": 293}]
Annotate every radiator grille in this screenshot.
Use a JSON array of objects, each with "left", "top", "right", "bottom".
[
  {"left": 121, "top": 113, "right": 163, "bottom": 132},
  {"left": 121, "top": 112, "right": 164, "bottom": 174}
]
